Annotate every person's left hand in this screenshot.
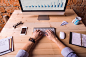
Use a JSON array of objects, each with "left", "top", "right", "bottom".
[{"left": 31, "top": 30, "right": 43, "bottom": 41}]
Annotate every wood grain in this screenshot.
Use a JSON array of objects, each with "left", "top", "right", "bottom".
[{"left": 0, "top": 9, "right": 86, "bottom": 57}]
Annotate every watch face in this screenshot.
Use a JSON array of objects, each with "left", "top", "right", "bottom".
[
  {"left": 29, "top": 38, "right": 35, "bottom": 43},
  {"left": 29, "top": 38, "right": 33, "bottom": 41}
]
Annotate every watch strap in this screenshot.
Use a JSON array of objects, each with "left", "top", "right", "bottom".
[{"left": 29, "top": 38, "right": 35, "bottom": 43}]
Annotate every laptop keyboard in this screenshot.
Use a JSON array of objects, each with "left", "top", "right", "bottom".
[{"left": 33, "top": 27, "right": 56, "bottom": 36}]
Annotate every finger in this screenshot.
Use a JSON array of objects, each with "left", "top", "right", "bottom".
[
  {"left": 45, "top": 30, "right": 49, "bottom": 32},
  {"left": 49, "top": 30, "right": 53, "bottom": 33},
  {"left": 35, "top": 30, "right": 38, "bottom": 32},
  {"left": 37, "top": 30, "right": 41, "bottom": 34},
  {"left": 38, "top": 32, "right": 43, "bottom": 38},
  {"left": 35, "top": 29, "right": 39, "bottom": 31},
  {"left": 36, "top": 30, "right": 42, "bottom": 35},
  {"left": 39, "top": 31, "right": 41, "bottom": 35},
  {"left": 40, "top": 33, "right": 43, "bottom": 36},
  {"left": 45, "top": 30, "right": 50, "bottom": 34},
  {"left": 48, "top": 30, "right": 54, "bottom": 34},
  {"left": 38, "top": 30, "right": 42, "bottom": 33},
  {"left": 40, "top": 31, "right": 43, "bottom": 35},
  {"left": 49, "top": 30, "right": 52, "bottom": 32},
  {"left": 47, "top": 30, "right": 51, "bottom": 33},
  {"left": 45, "top": 30, "right": 49, "bottom": 33},
  {"left": 45, "top": 31, "right": 50, "bottom": 36},
  {"left": 36, "top": 30, "right": 37, "bottom": 31},
  {"left": 38, "top": 30, "right": 41, "bottom": 32},
  {"left": 32, "top": 32, "right": 33, "bottom": 34},
  {"left": 45, "top": 34, "right": 48, "bottom": 36}
]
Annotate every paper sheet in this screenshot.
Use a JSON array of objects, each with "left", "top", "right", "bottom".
[
  {"left": 0, "top": 38, "right": 9, "bottom": 52},
  {"left": 82, "top": 34, "right": 86, "bottom": 47},
  {"left": 72, "top": 32, "right": 81, "bottom": 46}
]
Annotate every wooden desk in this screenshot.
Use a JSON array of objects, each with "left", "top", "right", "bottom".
[{"left": 0, "top": 9, "right": 86, "bottom": 57}]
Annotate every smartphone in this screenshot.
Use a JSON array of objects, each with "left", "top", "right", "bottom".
[{"left": 20, "top": 27, "right": 28, "bottom": 35}]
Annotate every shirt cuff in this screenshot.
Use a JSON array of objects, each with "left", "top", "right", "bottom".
[
  {"left": 61, "top": 47, "right": 74, "bottom": 57},
  {"left": 16, "top": 49, "right": 29, "bottom": 57}
]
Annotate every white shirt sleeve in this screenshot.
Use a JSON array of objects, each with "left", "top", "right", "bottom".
[
  {"left": 16, "top": 47, "right": 78, "bottom": 57},
  {"left": 61, "top": 47, "right": 74, "bottom": 57},
  {"left": 16, "top": 49, "right": 29, "bottom": 57}
]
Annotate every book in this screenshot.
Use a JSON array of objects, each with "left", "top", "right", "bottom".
[
  {"left": 69, "top": 32, "right": 86, "bottom": 47},
  {"left": 0, "top": 36, "right": 14, "bottom": 56}
]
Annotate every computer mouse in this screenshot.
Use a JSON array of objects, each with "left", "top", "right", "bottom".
[{"left": 60, "top": 32, "right": 65, "bottom": 39}]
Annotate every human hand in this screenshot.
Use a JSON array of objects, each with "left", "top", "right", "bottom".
[
  {"left": 31, "top": 30, "right": 43, "bottom": 41},
  {"left": 45, "top": 30, "right": 57, "bottom": 42}
]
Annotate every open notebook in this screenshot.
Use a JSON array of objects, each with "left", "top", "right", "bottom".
[
  {"left": 0, "top": 36, "right": 14, "bottom": 56},
  {"left": 69, "top": 32, "right": 86, "bottom": 47}
]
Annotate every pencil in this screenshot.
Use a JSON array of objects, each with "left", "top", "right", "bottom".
[{"left": 10, "top": 38, "right": 12, "bottom": 49}]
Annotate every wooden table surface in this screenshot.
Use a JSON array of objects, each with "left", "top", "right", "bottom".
[{"left": 0, "top": 9, "right": 86, "bottom": 57}]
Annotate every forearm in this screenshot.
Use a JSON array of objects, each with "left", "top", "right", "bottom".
[
  {"left": 16, "top": 41, "right": 33, "bottom": 57},
  {"left": 16, "top": 39, "right": 36, "bottom": 57},
  {"left": 54, "top": 38, "right": 66, "bottom": 51},
  {"left": 21, "top": 41, "right": 34, "bottom": 52},
  {"left": 54, "top": 38, "right": 78, "bottom": 57}
]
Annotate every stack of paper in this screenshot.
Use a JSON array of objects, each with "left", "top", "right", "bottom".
[{"left": 0, "top": 36, "right": 14, "bottom": 56}]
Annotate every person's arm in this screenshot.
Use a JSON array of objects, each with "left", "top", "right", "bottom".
[
  {"left": 45, "top": 30, "right": 78, "bottom": 57},
  {"left": 16, "top": 30, "right": 43, "bottom": 57}
]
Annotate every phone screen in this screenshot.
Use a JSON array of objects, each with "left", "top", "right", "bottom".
[{"left": 21, "top": 28, "right": 26, "bottom": 34}]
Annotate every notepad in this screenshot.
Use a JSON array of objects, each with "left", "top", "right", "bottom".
[
  {"left": 0, "top": 38, "right": 9, "bottom": 52},
  {"left": 72, "top": 32, "right": 81, "bottom": 46},
  {"left": 69, "top": 32, "right": 86, "bottom": 47},
  {"left": 0, "top": 36, "right": 13, "bottom": 56}
]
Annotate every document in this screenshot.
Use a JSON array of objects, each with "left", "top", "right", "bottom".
[{"left": 0, "top": 38, "right": 9, "bottom": 52}]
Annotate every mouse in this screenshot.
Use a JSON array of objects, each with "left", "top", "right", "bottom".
[{"left": 60, "top": 32, "right": 65, "bottom": 39}]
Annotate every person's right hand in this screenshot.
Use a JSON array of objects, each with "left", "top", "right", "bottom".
[{"left": 45, "top": 30, "right": 57, "bottom": 42}]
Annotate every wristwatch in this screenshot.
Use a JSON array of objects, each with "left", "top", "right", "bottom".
[{"left": 29, "top": 38, "right": 35, "bottom": 43}]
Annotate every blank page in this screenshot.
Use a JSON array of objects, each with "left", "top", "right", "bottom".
[
  {"left": 82, "top": 34, "right": 86, "bottom": 47},
  {"left": 72, "top": 32, "right": 81, "bottom": 46},
  {"left": 0, "top": 38, "right": 9, "bottom": 52}
]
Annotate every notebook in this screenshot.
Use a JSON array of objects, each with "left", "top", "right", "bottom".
[
  {"left": 69, "top": 32, "right": 86, "bottom": 47},
  {"left": 0, "top": 36, "right": 14, "bottom": 56},
  {"left": 0, "top": 38, "right": 9, "bottom": 52}
]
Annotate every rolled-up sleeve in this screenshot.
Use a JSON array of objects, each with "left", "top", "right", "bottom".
[
  {"left": 61, "top": 47, "right": 78, "bottom": 57},
  {"left": 16, "top": 49, "right": 29, "bottom": 57}
]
